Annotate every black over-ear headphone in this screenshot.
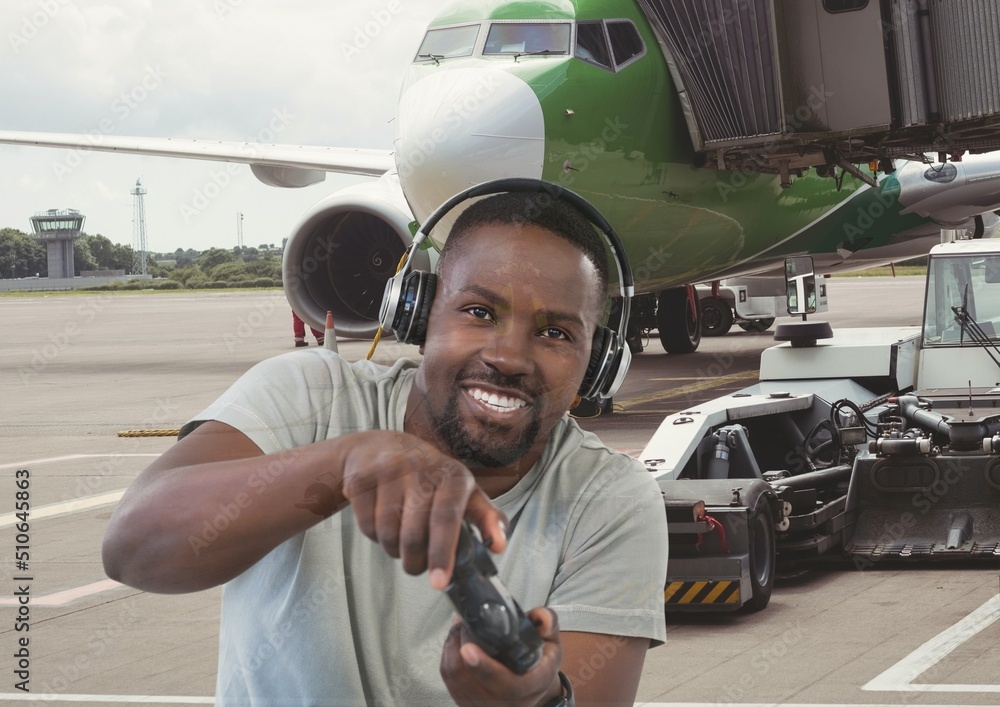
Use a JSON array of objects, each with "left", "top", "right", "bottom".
[{"left": 377, "top": 178, "right": 634, "bottom": 402}]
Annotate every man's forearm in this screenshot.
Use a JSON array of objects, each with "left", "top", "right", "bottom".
[{"left": 103, "top": 431, "right": 348, "bottom": 594}]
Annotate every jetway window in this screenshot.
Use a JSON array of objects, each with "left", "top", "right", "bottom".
[
  {"left": 607, "top": 20, "right": 644, "bottom": 68},
  {"left": 484, "top": 22, "right": 570, "bottom": 55},
  {"left": 576, "top": 22, "right": 611, "bottom": 68},
  {"left": 414, "top": 24, "right": 480, "bottom": 61},
  {"left": 823, "top": 0, "right": 868, "bottom": 13}
]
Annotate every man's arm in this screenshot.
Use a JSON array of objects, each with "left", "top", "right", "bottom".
[
  {"left": 560, "top": 631, "right": 650, "bottom": 705},
  {"left": 102, "top": 421, "right": 505, "bottom": 594}
]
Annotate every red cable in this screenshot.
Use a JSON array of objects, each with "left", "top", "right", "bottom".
[{"left": 696, "top": 513, "right": 730, "bottom": 553}]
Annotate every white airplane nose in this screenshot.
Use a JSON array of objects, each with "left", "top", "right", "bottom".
[
  {"left": 394, "top": 67, "right": 545, "bottom": 245},
  {"left": 896, "top": 153, "right": 1000, "bottom": 226}
]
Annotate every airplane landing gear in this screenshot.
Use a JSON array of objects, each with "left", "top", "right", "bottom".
[{"left": 657, "top": 286, "right": 701, "bottom": 354}]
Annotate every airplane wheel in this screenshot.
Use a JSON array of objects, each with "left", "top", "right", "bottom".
[
  {"left": 738, "top": 317, "right": 775, "bottom": 333},
  {"left": 700, "top": 296, "right": 733, "bottom": 337},
  {"left": 743, "top": 494, "right": 776, "bottom": 612},
  {"left": 656, "top": 288, "right": 701, "bottom": 354}
]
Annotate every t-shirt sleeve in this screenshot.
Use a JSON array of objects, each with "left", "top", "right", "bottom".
[
  {"left": 178, "top": 351, "right": 351, "bottom": 455},
  {"left": 547, "top": 455, "right": 668, "bottom": 646}
]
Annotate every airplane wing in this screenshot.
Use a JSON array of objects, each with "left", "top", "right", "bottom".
[{"left": 0, "top": 131, "right": 394, "bottom": 188}]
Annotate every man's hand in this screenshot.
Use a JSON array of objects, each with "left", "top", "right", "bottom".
[
  {"left": 339, "top": 430, "right": 507, "bottom": 588},
  {"left": 440, "top": 607, "right": 564, "bottom": 707}
]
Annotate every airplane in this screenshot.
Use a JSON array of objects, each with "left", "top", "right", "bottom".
[{"left": 3, "top": 0, "right": 1000, "bottom": 356}]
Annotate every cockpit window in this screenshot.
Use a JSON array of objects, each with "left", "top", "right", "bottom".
[
  {"left": 483, "top": 22, "right": 570, "bottom": 55},
  {"left": 575, "top": 22, "right": 611, "bottom": 68},
  {"left": 607, "top": 20, "right": 645, "bottom": 67},
  {"left": 414, "top": 24, "right": 480, "bottom": 62}
]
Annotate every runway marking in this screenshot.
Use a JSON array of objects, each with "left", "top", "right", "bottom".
[
  {"left": 0, "top": 700, "right": 989, "bottom": 707},
  {"left": 0, "top": 694, "right": 213, "bottom": 703},
  {"left": 863, "top": 593, "right": 1000, "bottom": 693},
  {"left": 0, "top": 489, "right": 125, "bottom": 528},
  {"left": 0, "top": 453, "right": 159, "bottom": 471},
  {"left": 0, "top": 579, "right": 125, "bottom": 607},
  {"left": 622, "top": 370, "right": 758, "bottom": 409}
]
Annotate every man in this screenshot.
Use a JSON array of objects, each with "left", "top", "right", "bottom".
[{"left": 103, "top": 190, "right": 668, "bottom": 706}]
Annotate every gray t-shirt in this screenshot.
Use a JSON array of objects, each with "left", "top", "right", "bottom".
[{"left": 183, "top": 349, "right": 668, "bottom": 706}]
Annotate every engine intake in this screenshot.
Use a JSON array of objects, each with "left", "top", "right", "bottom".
[{"left": 283, "top": 178, "right": 428, "bottom": 338}]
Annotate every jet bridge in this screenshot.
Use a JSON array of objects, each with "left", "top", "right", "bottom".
[{"left": 636, "top": 0, "right": 1000, "bottom": 183}]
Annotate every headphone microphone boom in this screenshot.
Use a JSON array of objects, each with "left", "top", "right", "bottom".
[{"left": 377, "top": 178, "right": 634, "bottom": 402}]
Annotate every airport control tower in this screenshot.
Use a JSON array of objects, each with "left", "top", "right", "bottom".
[{"left": 30, "top": 209, "right": 84, "bottom": 279}]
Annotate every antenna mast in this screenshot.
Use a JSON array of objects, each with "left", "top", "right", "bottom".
[{"left": 131, "top": 179, "right": 149, "bottom": 276}]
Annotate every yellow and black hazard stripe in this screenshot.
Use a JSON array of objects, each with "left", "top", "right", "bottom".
[{"left": 664, "top": 580, "right": 740, "bottom": 606}]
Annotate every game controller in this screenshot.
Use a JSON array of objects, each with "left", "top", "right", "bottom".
[{"left": 444, "top": 522, "right": 543, "bottom": 675}]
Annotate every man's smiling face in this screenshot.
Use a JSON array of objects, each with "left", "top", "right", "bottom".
[{"left": 411, "top": 222, "right": 604, "bottom": 470}]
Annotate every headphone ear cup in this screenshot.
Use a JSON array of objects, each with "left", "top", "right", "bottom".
[
  {"left": 392, "top": 271, "right": 436, "bottom": 345},
  {"left": 409, "top": 273, "right": 436, "bottom": 346},
  {"left": 579, "top": 326, "right": 614, "bottom": 400}
]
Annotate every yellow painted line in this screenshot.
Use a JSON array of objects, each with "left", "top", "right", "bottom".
[
  {"left": 703, "top": 581, "right": 732, "bottom": 603},
  {"left": 679, "top": 581, "right": 708, "bottom": 604},
  {"left": 620, "top": 370, "right": 759, "bottom": 410}
]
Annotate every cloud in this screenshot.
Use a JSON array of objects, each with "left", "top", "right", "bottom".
[{"left": 0, "top": 0, "right": 441, "bottom": 251}]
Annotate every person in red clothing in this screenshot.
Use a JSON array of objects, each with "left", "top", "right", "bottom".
[{"left": 291, "top": 311, "right": 324, "bottom": 348}]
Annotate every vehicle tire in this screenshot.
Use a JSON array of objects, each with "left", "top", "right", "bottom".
[
  {"left": 738, "top": 317, "right": 775, "bottom": 333},
  {"left": 657, "top": 288, "right": 702, "bottom": 354},
  {"left": 743, "top": 494, "right": 776, "bottom": 612},
  {"left": 700, "top": 296, "right": 734, "bottom": 337}
]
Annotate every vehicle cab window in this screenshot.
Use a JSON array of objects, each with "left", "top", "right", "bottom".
[
  {"left": 414, "top": 24, "right": 480, "bottom": 62},
  {"left": 483, "top": 22, "right": 570, "bottom": 55}
]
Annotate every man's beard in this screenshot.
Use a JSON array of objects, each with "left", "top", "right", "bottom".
[{"left": 431, "top": 385, "right": 543, "bottom": 468}]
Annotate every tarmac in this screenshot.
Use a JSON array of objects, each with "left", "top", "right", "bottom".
[{"left": 0, "top": 277, "right": 998, "bottom": 705}]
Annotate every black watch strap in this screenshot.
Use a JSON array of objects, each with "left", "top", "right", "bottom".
[{"left": 539, "top": 671, "right": 574, "bottom": 707}]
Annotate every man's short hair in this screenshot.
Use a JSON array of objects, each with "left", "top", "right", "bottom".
[{"left": 436, "top": 192, "right": 611, "bottom": 303}]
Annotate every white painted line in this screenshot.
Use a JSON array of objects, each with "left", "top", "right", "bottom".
[
  {"left": 864, "top": 593, "right": 1000, "bottom": 693},
  {"left": 0, "top": 490, "right": 125, "bottom": 528},
  {"left": 0, "top": 694, "right": 213, "bottom": 703},
  {"left": 0, "top": 701, "right": 989, "bottom": 707},
  {"left": 0, "top": 579, "right": 125, "bottom": 607},
  {"left": 0, "top": 453, "right": 159, "bottom": 471}
]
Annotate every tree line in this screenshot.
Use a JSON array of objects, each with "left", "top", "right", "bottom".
[{"left": 0, "top": 228, "right": 282, "bottom": 289}]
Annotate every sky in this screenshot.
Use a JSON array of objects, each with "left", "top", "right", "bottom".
[{"left": 0, "top": 0, "right": 442, "bottom": 253}]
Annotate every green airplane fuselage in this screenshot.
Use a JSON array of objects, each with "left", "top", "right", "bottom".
[{"left": 399, "top": 0, "right": 929, "bottom": 294}]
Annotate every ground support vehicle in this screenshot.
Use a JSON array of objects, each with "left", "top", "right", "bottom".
[
  {"left": 695, "top": 277, "right": 829, "bottom": 337},
  {"left": 644, "top": 242, "right": 1000, "bottom": 612}
]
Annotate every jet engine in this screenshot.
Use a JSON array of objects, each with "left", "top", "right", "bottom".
[{"left": 283, "top": 173, "right": 429, "bottom": 337}]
